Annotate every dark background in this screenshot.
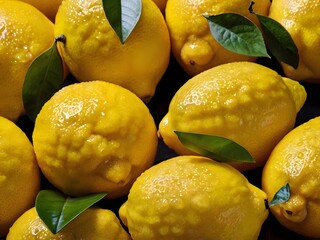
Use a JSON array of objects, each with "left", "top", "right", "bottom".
[{"left": 14, "top": 54, "right": 320, "bottom": 240}]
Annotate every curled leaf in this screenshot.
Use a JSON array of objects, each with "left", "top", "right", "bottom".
[
  {"left": 205, "top": 13, "right": 270, "bottom": 58},
  {"left": 102, "top": 0, "right": 142, "bottom": 43},
  {"left": 35, "top": 190, "right": 107, "bottom": 234},
  {"left": 23, "top": 36, "right": 65, "bottom": 122},
  {"left": 174, "top": 131, "right": 254, "bottom": 163},
  {"left": 269, "top": 183, "right": 291, "bottom": 207}
]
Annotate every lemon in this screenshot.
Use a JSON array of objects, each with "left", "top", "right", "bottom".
[
  {"left": 268, "top": 0, "right": 320, "bottom": 83},
  {"left": 7, "top": 0, "right": 63, "bottom": 22},
  {"left": 7, "top": 207, "right": 132, "bottom": 239},
  {"left": 54, "top": 0, "right": 171, "bottom": 102},
  {"left": 119, "top": 155, "right": 269, "bottom": 240},
  {"left": 32, "top": 81, "right": 158, "bottom": 199},
  {"left": 0, "top": 1, "right": 54, "bottom": 122},
  {"left": 158, "top": 62, "right": 306, "bottom": 172},
  {"left": 0, "top": 117, "right": 40, "bottom": 237},
  {"left": 262, "top": 116, "right": 320, "bottom": 238},
  {"left": 165, "top": 0, "right": 271, "bottom": 76}
]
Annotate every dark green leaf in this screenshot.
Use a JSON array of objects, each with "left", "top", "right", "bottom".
[
  {"left": 255, "top": 14, "right": 299, "bottom": 69},
  {"left": 102, "top": 0, "right": 142, "bottom": 43},
  {"left": 205, "top": 13, "right": 270, "bottom": 58},
  {"left": 35, "top": 190, "right": 107, "bottom": 234},
  {"left": 269, "top": 183, "right": 291, "bottom": 207},
  {"left": 23, "top": 37, "right": 64, "bottom": 122},
  {"left": 174, "top": 131, "right": 254, "bottom": 163}
]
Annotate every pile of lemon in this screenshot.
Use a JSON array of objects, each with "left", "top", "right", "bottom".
[{"left": 1, "top": 0, "right": 320, "bottom": 239}]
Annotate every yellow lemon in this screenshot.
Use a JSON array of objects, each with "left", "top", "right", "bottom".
[
  {"left": 7, "top": 207, "right": 132, "bottom": 239},
  {"left": 262, "top": 116, "right": 320, "bottom": 238},
  {"left": 119, "top": 155, "right": 269, "bottom": 240},
  {"left": 54, "top": 0, "right": 171, "bottom": 102},
  {"left": 0, "top": 1, "right": 54, "bottom": 122},
  {"left": 32, "top": 81, "right": 158, "bottom": 199},
  {"left": 7, "top": 0, "right": 63, "bottom": 22},
  {"left": 0, "top": 117, "right": 40, "bottom": 237},
  {"left": 158, "top": 62, "right": 306, "bottom": 172},
  {"left": 165, "top": 0, "right": 271, "bottom": 76},
  {"left": 268, "top": 0, "right": 320, "bottom": 83}
]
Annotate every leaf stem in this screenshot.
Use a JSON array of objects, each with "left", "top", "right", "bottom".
[{"left": 55, "top": 34, "right": 66, "bottom": 43}]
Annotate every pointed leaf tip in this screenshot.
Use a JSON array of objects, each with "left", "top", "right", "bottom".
[
  {"left": 174, "top": 131, "right": 254, "bottom": 163},
  {"left": 23, "top": 40, "right": 64, "bottom": 122},
  {"left": 269, "top": 183, "right": 291, "bottom": 207},
  {"left": 35, "top": 190, "right": 107, "bottom": 234},
  {"left": 102, "top": 0, "right": 142, "bottom": 43},
  {"left": 254, "top": 14, "right": 299, "bottom": 69},
  {"left": 205, "top": 13, "right": 270, "bottom": 58}
]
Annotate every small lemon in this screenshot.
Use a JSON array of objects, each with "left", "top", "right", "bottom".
[
  {"left": 0, "top": 1, "right": 54, "bottom": 122},
  {"left": 32, "top": 81, "right": 158, "bottom": 199},
  {"left": 262, "top": 116, "right": 320, "bottom": 238},
  {"left": 54, "top": 0, "right": 171, "bottom": 102},
  {"left": 0, "top": 117, "right": 40, "bottom": 237},
  {"left": 119, "top": 155, "right": 269, "bottom": 240},
  {"left": 165, "top": 0, "right": 271, "bottom": 76},
  {"left": 268, "top": 0, "right": 320, "bottom": 83},
  {"left": 158, "top": 62, "right": 306, "bottom": 172},
  {"left": 7, "top": 207, "right": 132, "bottom": 239}
]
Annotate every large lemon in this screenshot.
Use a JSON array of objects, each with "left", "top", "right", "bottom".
[
  {"left": 120, "top": 155, "right": 269, "bottom": 239},
  {"left": 54, "top": 0, "right": 171, "bottom": 102},
  {"left": 158, "top": 62, "right": 306, "bottom": 171},
  {"left": 32, "top": 81, "right": 158, "bottom": 199}
]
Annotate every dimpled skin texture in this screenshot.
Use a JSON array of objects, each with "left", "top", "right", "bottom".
[
  {"left": 7, "top": 207, "right": 132, "bottom": 239},
  {"left": 0, "top": 117, "right": 40, "bottom": 237},
  {"left": 159, "top": 62, "right": 306, "bottom": 172},
  {"left": 0, "top": 1, "right": 54, "bottom": 122},
  {"left": 165, "top": 0, "right": 271, "bottom": 76},
  {"left": 54, "top": 0, "right": 170, "bottom": 102},
  {"left": 269, "top": 0, "right": 320, "bottom": 83},
  {"left": 32, "top": 81, "right": 158, "bottom": 199},
  {"left": 119, "top": 156, "right": 269, "bottom": 240},
  {"left": 262, "top": 117, "right": 320, "bottom": 238}
]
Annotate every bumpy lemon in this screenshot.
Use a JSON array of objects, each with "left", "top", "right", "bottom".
[
  {"left": 54, "top": 0, "right": 170, "bottom": 102},
  {"left": 262, "top": 116, "right": 320, "bottom": 238},
  {"left": 158, "top": 62, "right": 306, "bottom": 172},
  {"left": 32, "top": 81, "right": 158, "bottom": 199},
  {"left": 0, "top": 117, "right": 40, "bottom": 237},
  {"left": 165, "top": 0, "right": 271, "bottom": 76},
  {"left": 120, "top": 155, "right": 269, "bottom": 240},
  {"left": 268, "top": 0, "right": 320, "bottom": 83},
  {"left": 0, "top": 1, "right": 54, "bottom": 122},
  {"left": 7, "top": 207, "right": 132, "bottom": 239}
]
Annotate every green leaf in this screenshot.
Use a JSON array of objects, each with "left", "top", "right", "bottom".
[
  {"left": 23, "top": 36, "right": 65, "bottom": 122},
  {"left": 174, "top": 131, "right": 254, "bottom": 163},
  {"left": 269, "top": 183, "right": 291, "bottom": 207},
  {"left": 102, "top": 0, "right": 142, "bottom": 43},
  {"left": 254, "top": 14, "right": 299, "bottom": 69},
  {"left": 205, "top": 13, "right": 270, "bottom": 58},
  {"left": 35, "top": 190, "right": 107, "bottom": 234}
]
